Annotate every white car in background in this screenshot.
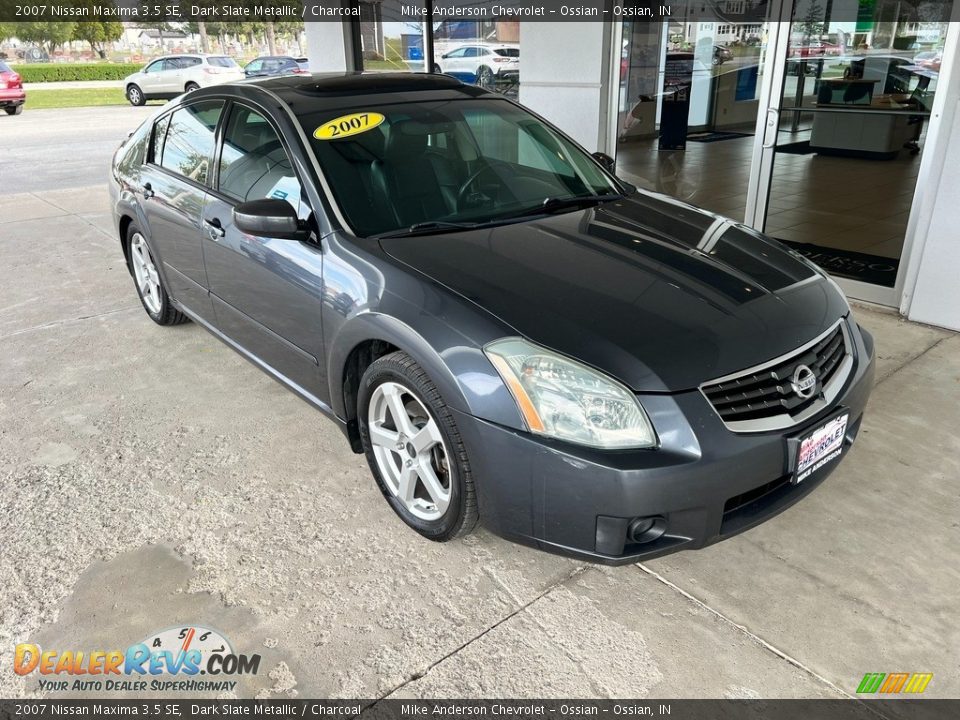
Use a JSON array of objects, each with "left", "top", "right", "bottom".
[
  {"left": 124, "top": 55, "right": 244, "bottom": 106},
  {"left": 434, "top": 43, "right": 520, "bottom": 88}
]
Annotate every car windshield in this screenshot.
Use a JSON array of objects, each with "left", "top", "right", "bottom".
[
  {"left": 0, "top": 61, "right": 10, "bottom": 73},
  {"left": 299, "top": 98, "right": 618, "bottom": 237},
  {"left": 208, "top": 56, "right": 237, "bottom": 68}
]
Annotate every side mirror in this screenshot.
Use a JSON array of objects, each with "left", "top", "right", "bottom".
[
  {"left": 592, "top": 151, "right": 616, "bottom": 173},
  {"left": 233, "top": 199, "right": 309, "bottom": 241}
]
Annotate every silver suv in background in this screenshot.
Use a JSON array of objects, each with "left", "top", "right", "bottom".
[{"left": 124, "top": 55, "right": 244, "bottom": 106}]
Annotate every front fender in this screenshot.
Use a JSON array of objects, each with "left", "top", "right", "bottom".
[{"left": 327, "top": 306, "right": 526, "bottom": 432}]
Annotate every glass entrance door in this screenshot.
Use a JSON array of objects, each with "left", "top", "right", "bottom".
[
  {"left": 615, "top": 4, "right": 781, "bottom": 223},
  {"left": 747, "top": 2, "right": 955, "bottom": 303}
]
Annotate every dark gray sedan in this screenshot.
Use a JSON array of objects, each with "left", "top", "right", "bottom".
[{"left": 109, "top": 73, "right": 875, "bottom": 564}]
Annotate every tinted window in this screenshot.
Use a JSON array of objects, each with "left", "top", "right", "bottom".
[
  {"left": 219, "top": 105, "right": 301, "bottom": 208},
  {"left": 463, "top": 47, "right": 480, "bottom": 57},
  {"left": 208, "top": 56, "right": 238, "bottom": 68},
  {"left": 300, "top": 99, "right": 615, "bottom": 237},
  {"left": 494, "top": 48, "right": 519, "bottom": 57},
  {"left": 159, "top": 101, "right": 223, "bottom": 184},
  {"left": 179, "top": 57, "right": 202, "bottom": 68}
]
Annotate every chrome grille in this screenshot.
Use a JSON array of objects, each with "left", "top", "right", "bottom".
[{"left": 701, "top": 320, "right": 853, "bottom": 432}]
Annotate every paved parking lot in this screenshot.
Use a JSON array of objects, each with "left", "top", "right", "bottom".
[{"left": 1, "top": 107, "right": 958, "bottom": 705}]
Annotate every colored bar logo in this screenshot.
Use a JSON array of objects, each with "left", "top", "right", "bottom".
[{"left": 857, "top": 672, "right": 933, "bottom": 694}]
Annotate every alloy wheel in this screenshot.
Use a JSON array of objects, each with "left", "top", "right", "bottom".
[
  {"left": 367, "top": 381, "right": 451, "bottom": 521},
  {"left": 128, "top": 86, "right": 142, "bottom": 105},
  {"left": 130, "top": 233, "right": 162, "bottom": 314}
]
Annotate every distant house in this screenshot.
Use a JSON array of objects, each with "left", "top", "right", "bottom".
[{"left": 137, "top": 29, "right": 190, "bottom": 50}]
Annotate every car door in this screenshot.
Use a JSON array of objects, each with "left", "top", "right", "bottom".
[
  {"left": 440, "top": 47, "right": 468, "bottom": 77},
  {"left": 139, "top": 59, "right": 166, "bottom": 93},
  {"left": 244, "top": 58, "right": 264, "bottom": 78},
  {"left": 201, "top": 101, "right": 326, "bottom": 401},
  {"left": 158, "top": 56, "right": 186, "bottom": 94},
  {"left": 140, "top": 99, "right": 224, "bottom": 323}
]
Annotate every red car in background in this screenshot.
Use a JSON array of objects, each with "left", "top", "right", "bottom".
[{"left": 0, "top": 61, "right": 25, "bottom": 115}]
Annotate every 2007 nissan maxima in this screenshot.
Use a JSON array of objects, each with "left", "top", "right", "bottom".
[{"left": 109, "top": 73, "right": 875, "bottom": 564}]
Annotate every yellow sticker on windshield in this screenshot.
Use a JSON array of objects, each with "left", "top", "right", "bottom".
[{"left": 314, "top": 112, "right": 385, "bottom": 140}]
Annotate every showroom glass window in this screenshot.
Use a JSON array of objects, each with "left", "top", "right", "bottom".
[
  {"left": 218, "top": 104, "right": 303, "bottom": 210},
  {"left": 353, "top": 0, "right": 522, "bottom": 98},
  {"left": 158, "top": 101, "right": 223, "bottom": 185},
  {"left": 431, "top": 13, "right": 521, "bottom": 99}
]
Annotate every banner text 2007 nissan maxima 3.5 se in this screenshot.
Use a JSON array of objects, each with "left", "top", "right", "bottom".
[{"left": 109, "top": 73, "right": 875, "bottom": 564}]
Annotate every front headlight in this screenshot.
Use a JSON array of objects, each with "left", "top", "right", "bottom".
[{"left": 484, "top": 338, "right": 657, "bottom": 450}]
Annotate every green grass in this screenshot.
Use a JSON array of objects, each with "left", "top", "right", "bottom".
[{"left": 25, "top": 88, "right": 131, "bottom": 109}]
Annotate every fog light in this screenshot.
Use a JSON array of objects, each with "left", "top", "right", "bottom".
[{"left": 627, "top": 516, "right": 666, "bottom": 544}]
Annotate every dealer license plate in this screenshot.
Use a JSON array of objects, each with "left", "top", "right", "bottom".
[{"left": 793, "top": 413, "right": 849, "bottom": 484}]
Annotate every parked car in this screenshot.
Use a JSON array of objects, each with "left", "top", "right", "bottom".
[
  {"left": 912, "top": 51, "right": 942, "bottom": 73},
  {"left": 713, "top": 45, "right": 733, "bottom": 65},
  {"left": 434, "top": 43, "right": 519, "bottom": 88},
  {"left": 123, "top": 54, "right": 244, "bottom": 106},
  {"left": 109, "top": 73, "right": 875, "bottom": 564},
  {"left": 244, "top": 56, "right": 310, "bottom": 78},
  {"left": 0, "top": 61, "right": 25, "bottom": 116},
  {"left": 790, "top": 41, "right": 841, "bottom": 58}
]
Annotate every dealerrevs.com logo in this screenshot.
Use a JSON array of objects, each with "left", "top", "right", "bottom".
[{"left": 14, "top": 625, "right": 260, "bottom": 693}]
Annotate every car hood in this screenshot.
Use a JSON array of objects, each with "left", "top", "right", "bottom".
[{"left": 380, "top": 192, "right": 849, "bottom": 392}]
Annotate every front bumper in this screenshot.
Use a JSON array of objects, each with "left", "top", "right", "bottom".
[{"left": 455, "top": 318, "right": 876, "bottom": 565}]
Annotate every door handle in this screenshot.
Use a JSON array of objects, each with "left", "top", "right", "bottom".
[
  {"left": 141, "top": 182, "right": 154, "bottom": 199},
  {"left": 762, "top": 108, "right": 780, "bottom": 149},
  {"left": 204, "top": 217, "right": 225, "bottom": 241}
]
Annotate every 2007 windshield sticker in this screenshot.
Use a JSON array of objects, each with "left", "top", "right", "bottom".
[{"left": 314, "top": 112, "right": 385, "bottom": 140}]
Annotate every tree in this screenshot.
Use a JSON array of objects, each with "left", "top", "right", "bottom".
[
  {"left": 798, "top": 2, "right": 825, "bottom": 43},
  {"left": 11, "top": 21, "right": 77, "bottom": 53},
  {"left": 265, "top": 22, "right": 276, "bottom": 56},
  {"left": 70, "top": 3, "right": 123, "bottom": 58}
]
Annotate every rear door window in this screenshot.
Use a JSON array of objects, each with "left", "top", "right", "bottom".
[{"left": 159, "top": 100, "right": 224, "bottom": 185}]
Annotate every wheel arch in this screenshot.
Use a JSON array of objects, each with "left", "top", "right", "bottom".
[{"left": 329, "top": 313, "right": 525, "bottom": 454}]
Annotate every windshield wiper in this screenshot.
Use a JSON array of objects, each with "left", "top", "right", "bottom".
[
  {"left": 372, "top": 221, "right": 481, "bottom": 239},
  {"left": 507, "top": 193, "right": 624, "bottom": 220}
]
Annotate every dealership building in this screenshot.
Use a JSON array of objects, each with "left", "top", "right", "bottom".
[{"left": 302, "top": 0, "right": 960, "bottom": 331}]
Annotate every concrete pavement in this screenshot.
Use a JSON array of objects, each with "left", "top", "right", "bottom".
[{"left": 0, "top": 107, "right": 957, "bottom": 704}]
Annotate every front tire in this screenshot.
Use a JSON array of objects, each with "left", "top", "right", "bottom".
[
  {"left": 358, "top": 352, "right": 478, "bottom": 542},
  {"left": 127, "top": 84, "right": 145, "bottom": 106},
  {"left": 125, "top": 225, "right": 188, "bottom": 326},
  {"left": 5, "top": 105, "right": 23, "bottom": 115},
  {"left": 184, "top": 82, "right": 200, "bottom": 93}
]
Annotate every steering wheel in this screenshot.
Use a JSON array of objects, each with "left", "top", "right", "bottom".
[{"left": 456, "top": 160, "right": 514, "bottom": 211}]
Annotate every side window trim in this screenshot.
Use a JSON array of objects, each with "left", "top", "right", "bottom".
[{"left": 148, "top": 110, "right": 173, "bottom": 165}]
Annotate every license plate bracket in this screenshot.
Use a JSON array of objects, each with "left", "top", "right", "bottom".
[{"left": 788, "top": 410, "right": 850, "bottom": 484}]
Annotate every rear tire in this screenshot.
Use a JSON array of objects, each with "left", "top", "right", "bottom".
[
  {"left": 358, "top": 352, "right": 478, "bottom": 542},
  {"left": 5, "top": 105, "right": 22, "bottom": 115},
  {"left": 125, "top": 224, "right": 188, "bottom": 326},
  {"left": 184, "top": 82, "right": 200, "bottom": 93},
  {"left": 477, "top": 66, "right": 495, "bottom": 89},
  {"left": 127, "top": 84, "right": 146, "bottom": 106}
]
